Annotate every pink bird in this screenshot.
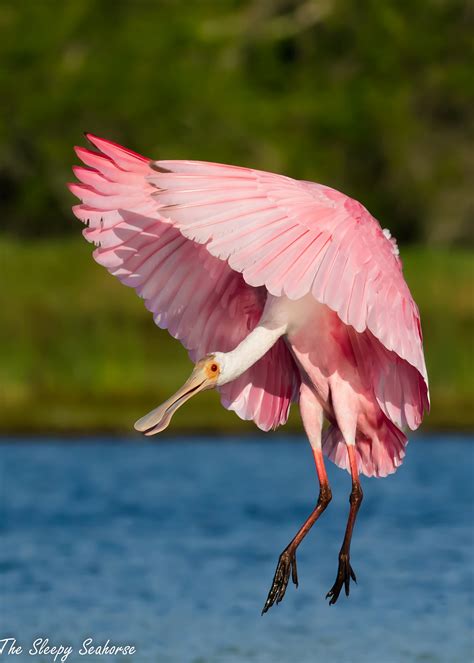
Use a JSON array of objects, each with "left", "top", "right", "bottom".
[{"left": 69, "top": 135, "right": 429, "bottom": 612}]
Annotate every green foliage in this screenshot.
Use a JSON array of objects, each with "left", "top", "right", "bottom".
[
  {"left": 1, "top": 2, "right": 472, "bottom": 434},
  {"left": 1, "top": 237, "right": 472, "bottom": 433},
  {"left": 0, "top": 0, "right": 472, "bottom": 242}
]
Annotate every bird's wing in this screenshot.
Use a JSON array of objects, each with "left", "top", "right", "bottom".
[
  {"left": 347, "top": 327, "right": 429, "bottom": 431},
  {"left": 70, "top": 135, "right": 429, "bottom": 431},
  {"left": 70, "top": 137, "right": 299, "bottom": 431},
  {"left": 142, "top": 148, "right": 429, "bottom": 429}
]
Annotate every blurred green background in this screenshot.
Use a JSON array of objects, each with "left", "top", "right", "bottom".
[{"left": 1, "top": 0, "right": 472, "bottom": 433}]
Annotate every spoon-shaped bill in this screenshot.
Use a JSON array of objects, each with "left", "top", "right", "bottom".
[{"left": 134, "top": 367, "right": 211, "bottom": 436}]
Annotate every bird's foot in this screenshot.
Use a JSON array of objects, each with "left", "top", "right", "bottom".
[
  {"left": 261, "top": 547, "right": 298, "bottom": 614},
  {"left": 326, "top": 552, "right": 356, "bottom": 605}
]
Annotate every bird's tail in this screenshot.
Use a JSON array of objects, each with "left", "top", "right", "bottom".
[{"left": 322, "top": 418, "right": 408, "bottom": 478}]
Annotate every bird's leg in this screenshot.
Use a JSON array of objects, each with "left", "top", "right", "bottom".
[
  {"left": 326, "top": 444, "right": 363, "bottom": 605},
  {"left": 262, "top": 387, "right": 331, "bottom": 614},
  {"left": 262, "top": 449, "right": 331, "bottom": 614}
]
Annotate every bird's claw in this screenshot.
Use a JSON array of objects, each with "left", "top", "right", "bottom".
[
  {"left": 261, "top": 548, "right": 298, "bottom": 614},
  {"left": 326, "top": 553, "right": 357, "bottom": 605}
]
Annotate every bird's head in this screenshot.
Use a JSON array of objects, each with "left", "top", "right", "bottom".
[{"left": 134, "top": 354, "right": 223, "bottom": 436}]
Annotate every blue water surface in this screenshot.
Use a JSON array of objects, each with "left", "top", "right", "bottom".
[{"left": 0, "top": 435, "right": 473, "bottom": 663}]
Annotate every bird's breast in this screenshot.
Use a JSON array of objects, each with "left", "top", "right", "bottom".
[{"left": 275, "top": 295, "right": 362, "bottom": 415}]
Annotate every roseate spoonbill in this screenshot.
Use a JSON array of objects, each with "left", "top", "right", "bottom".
[{"left": 69, "top": 135, "right": 429, "bottom": 612}]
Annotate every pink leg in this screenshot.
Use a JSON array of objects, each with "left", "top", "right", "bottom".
[
  {"left": 262, "top": 385, "right": 332, "bottom": 614},
  {"left": 326, "top": 444, "right": 363, "bottom": 604}
]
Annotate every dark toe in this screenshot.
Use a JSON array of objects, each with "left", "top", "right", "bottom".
[
  {"left": 262, "top": 549, "right": 298, "bottom": 614},
  {"left": 326, "top": 555, "right": 357, "bottom": 605}
]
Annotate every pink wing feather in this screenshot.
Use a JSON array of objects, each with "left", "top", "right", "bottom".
[
  {"left": 70, "top": 136, "right": 299, "bottom": 431},
  {"left": 144, "top": 155, "right": 429, "bottom": 429},
  {"left": 70, "top": 135, "right": 429, "bottom": 440}
]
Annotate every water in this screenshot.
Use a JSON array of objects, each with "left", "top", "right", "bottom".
[{"left": 0, "top": 435, "right": 472, "bottom": 663}]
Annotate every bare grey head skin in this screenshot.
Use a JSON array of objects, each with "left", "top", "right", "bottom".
[{"left": 133, "top": 354, "right": 224, "bottom": 436}]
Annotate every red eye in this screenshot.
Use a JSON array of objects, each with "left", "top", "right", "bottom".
[{"left": 211, "top": 363, "right": 218, "bottom": 372}]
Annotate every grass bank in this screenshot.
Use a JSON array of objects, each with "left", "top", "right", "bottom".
[{"left": 1, "top": 237, "right": 472, "bottom": 434}]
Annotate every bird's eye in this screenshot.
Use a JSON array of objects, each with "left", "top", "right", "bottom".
[{"left": 210, "top": 363, "right": 218, "bottom": 373}]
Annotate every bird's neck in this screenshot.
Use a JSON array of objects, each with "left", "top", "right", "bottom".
[{"left": 216, "top": 321, "right": 287, "bottom": 385}]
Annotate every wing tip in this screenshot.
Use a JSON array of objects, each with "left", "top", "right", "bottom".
[
  {"left": 74, "top": 144, "right": 113, "bottom": 163},
  {"left": 67, "top": 181, "right": 80, "bottom": 195},
  {"left": 82, "top": 133, "right": 149, "bottom": 163}
]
